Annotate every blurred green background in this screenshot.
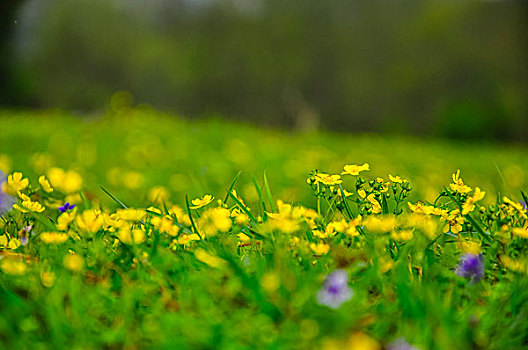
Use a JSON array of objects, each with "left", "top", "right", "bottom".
[{"left": 1, "top": 0, "right": 527, "bottom": 141}]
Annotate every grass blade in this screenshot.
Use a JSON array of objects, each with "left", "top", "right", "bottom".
[
  {"left": 263, "top": 172, "right": 276, "bottom": 212},
  {"left": 338, "top": 184, "right": 355, "bottom": 219},
  {"left": 252, "top": 176, "right": 267, "bottom": 218},
  {"left": 229, "top": 191, "right": 258, "bottom": 224},
  {"left": 223, "top": 170, "right": 242, "bottom": 205},
  {"left": 185, "top": 194, "right": 201, "bottom": 239},
  {"left": 100, "top": 186, "right": 128, "bottom": 209}
]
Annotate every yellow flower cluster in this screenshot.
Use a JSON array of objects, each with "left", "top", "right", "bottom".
[
  {"left": 266, "top": 200, "right": 318, "bottom": 234},
  {"left": 47, "top": 167, "right": 83, "bottom": 194},
  {"left": 14, "top": 193, "right": 45, "bottom": 213}
]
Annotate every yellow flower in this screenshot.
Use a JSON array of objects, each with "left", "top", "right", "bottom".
[
  {"left": 310, "top": 242, "right": 330, "bottom": 255},
  {"left": 13, "top": 193, "right": 45, "bottom": 213},
  {"left": 38, "top": 175, "right": 53, "bottom": 193},
  {"left": 365, "top": 194, "right": 381, "bottom": 214},
  {"left": 117, "top": 226, "right": 147, "bottom": 245},
  {"left": 57, "top": 211, "right": 76, "bottom": 231},
  {"left": 147, "top": 206, "right": 162, "bottom": 215},
  {"left": 388, "top": 174, "right": 404, "bottom": 183},
  {"left": 347, "top": 332, "right": 380, "bottom": 350},
  {"left": 149, "top": 186, "right": 169, "bottom": 203},
  {"left": 402, "top": 214, "right": 438, "bottom": 239},
  {"left": 2, "top": 172, "right": 29, "bottom": 195},
  {"left": 63, "top": 254, "right": 84, "bottom": 272},
  {"left": 342, "top": 189, "right": 354, "bottom": 197},
  {"left": 115, "top": 208, "right": 146, "bottom": 222},
  {"left": 175, "top": 233, "right": 201, "bottom": 245},
  {"left": 194, "top": 248, "right": 227, "bottom": 268},
  {"left": 450, "top": 170, "right": 472, "bottom": 194},
  {"left": 364, "top": 216, "right": 396, "bottom": 233},
  {"left": 237, "top": 232, "right": 251, "bottom": 242},
  {"left": 47, "top": 168, "right": 83, "bottom": 193},
  {"left": 265, "top": 200, "right": 307, "bottom": 234},
  {"left": 190, "top": 194, "right": 214, "bottom": 209},
  {"left": 0, "top": 259, "right": 27, "bottom": 275},
  {"left": 76, "top": 209, "right": 103, "bottom": 233},
  {"left": 40, "top": 271, "right": 55, "bottom": 288},
  {"left": 151, "top": 215, "right": 180, "bottom": 236},
  {"left": 0, "top": 235, "right": 7, "bottom": 247},
  {"left": 408, "top": 202, "right": 432, "bottom": 214},
  {"left": 314, "top": 173, "right": 342, "bottom": 186},
  {"left": 0, "top": 235, "right": 21, "bottom": 250},
  {"left": 40, "top": 232, "right": 69, "bottom": 244},
  {"left": 391, "top": 230, "right": 414, "bottom": 241},
  {"left": 235, "top": 213, "right": 249, "bottom": 225},
  {"left": 341, "top": 163, "right": 370, "bottom": 176},
  {"left": 501, "top": 256, "right": 528, "bottom": 274},
  {"left": 325, "top": 220, "right": 348, "bottom": 236},
  {"left": 442, "top": 209, "right": 465, "bottom": 234},
  {"left": 8, "top": 239, "right": 21, "bottom": 250},
  {"left": 513, "top": 227, "right": 528, "bottom": 239},
  {"left": 197, "top": 207, "right": 232, "bottom": 237},
  {"left": 503, "top": 196, "right": 528, "bottom": 218},
  {"left": 462, "top": 187, "right": 485, "bottom": 215},
  {"left": 345, "top": 215, "right": 362, "bottom": 237}
]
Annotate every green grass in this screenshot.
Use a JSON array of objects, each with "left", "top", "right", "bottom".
[
  {"left": 0, "top": 109, "right": 527, "bottom": 349},
  {"left": 1, "top": 109, "right": 527, "bottom": 207}
]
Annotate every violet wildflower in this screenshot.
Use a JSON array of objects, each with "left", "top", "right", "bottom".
[
  {"left": 20, "top": 236, "right": 29, "bottom": 246},
  {"left": 0, "top": 171, "right": 15, "bottom": 215},
  {"left": 58, "top": 202, "right": 75, "bottom": 213},
  {"left": 455, "top": 253, "right": 484, "bottom": 282},
  {"left": 317, "top": 269, "right": 353, "bottom": 309},
  {"left": 521, "top": 199, "right": 528, "bottom": 216},
  {"left": 387, "top": 337, "right": 420, "bottom": 350}
]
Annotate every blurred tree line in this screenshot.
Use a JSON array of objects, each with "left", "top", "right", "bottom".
[{"left": 3, "top": 0, "right": 528, "bottom": 141}]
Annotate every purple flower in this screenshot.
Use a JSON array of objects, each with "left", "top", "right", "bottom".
[
  {"left": 0, "top": 171, "right": 15, "bottom": 215},
  {"left": 456, "top": 253, "right": 484, "bottom": 282},
  {"left": 58, "top": 202, "right": 75, "bottom": 213},
  {"left": 20, "top": 236, "right": 29, "bottom": 246},
  {"left": 317, "top": 269, "right": 353, "bottom": 309},
  {"left": 387, "top": 337, "right": 420, "bottom": 350},
  {"left": 521, "top": 199, "right": 528, "bottom": 216}
]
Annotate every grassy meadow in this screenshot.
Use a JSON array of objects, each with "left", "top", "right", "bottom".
[{"left": 1, "top": 108, "right": 528, "bottom": 349}]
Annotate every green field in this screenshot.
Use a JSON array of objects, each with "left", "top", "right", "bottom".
[{"left": 1, "top": 109, "right": 528, "bottom": 349}]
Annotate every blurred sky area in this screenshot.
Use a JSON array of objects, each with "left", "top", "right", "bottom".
[{"left": 1, "top": 0, "right": 527, "bottom": 141}]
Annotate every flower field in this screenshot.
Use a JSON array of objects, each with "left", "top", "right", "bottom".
[{"left": 1, "top": 109, "right": 528, "bottom": 349}]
